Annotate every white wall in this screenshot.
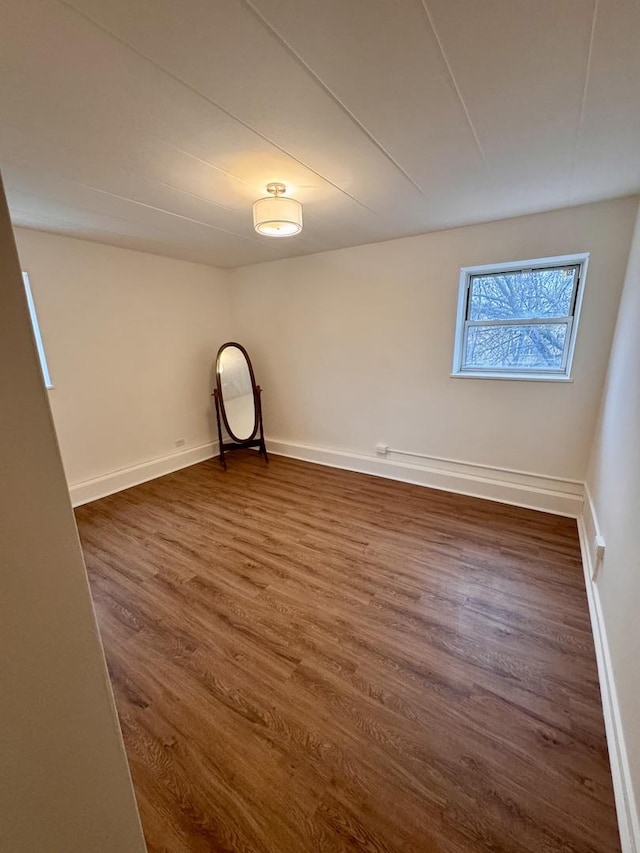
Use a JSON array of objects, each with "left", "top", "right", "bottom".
[
  {"left": 16, "top": 198, "right": 636, "bottom": 502},
  {"left": 14, "top": 228, "right": 231, "bottom": 491},
  {"left": 230, "top": 197, "right": 638, "bottom": 483},
  {"left": 0, "top": 181, "right": 146, "bottom": 851},
  {"left": 585, "top": 205, "right": 640, "bottom": 844}
]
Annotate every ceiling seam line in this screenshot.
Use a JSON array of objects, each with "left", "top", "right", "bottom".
[
  {"left": 3, "top": 114, "right": 264, "bottom": 199},
  {"left": 145, "top": 146, "right": 354, "bottom": 231},
  {"left": 5, "top": 149, "right": 362, "bottom": 244},
  {"left": 79, "top": 182, "right": 272, "bottom": 242},
  {"left": 10, "top": 213, "right": 242, "bottom": 266},
  {"left": 5, "top": 165, "right": 273, "bottom": 245},
  {"left": 417, "top": 0, "right": 494, "bottom": 180},
  {"left": 161, "top": 142, "right": 263, "bottom": 193},
  {"left": 568, "top": 0, "right": 599, "bottom": 205},
  {"left": 10, "top": 208, "right": 207, "bottom": 250},
  {"left": 141, "top": 147, "right": 368, "bottom": 233},
  {"left": 58, "top": 0, "right": 376, "bottom": 214},
  {"left": 6, "top": 192, "right": 231, "bottom": 246},
  {"left": 129, "top": 172, "right": 243, "bottom": 214},
  {"left": 243, "top": 0, "right": 429, "bottom": 199},
  {"left": 4, "top": 114, "right": 261, "bottom": 202},
  {"left": 8, "top": 190, "right": 299, "bottom": 259}
]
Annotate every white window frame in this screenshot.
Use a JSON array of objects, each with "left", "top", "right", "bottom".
[
  {"left": 451, "top": 253, "right": 589, "bottom": 382},
  {"left": 22, "top": 271, "right": 53, "bottom": 390}
]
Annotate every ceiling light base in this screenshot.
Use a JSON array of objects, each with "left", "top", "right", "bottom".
[{"left": 265, "top": 182, "right": 287, "bottom": 197}]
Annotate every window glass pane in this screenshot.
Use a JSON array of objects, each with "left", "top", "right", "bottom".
[
  {"left": 464, "top": 323, "right": 568, "bottom": 371},
  {"left": 468, "top": 266, "right": 576, "bottom": 321}
]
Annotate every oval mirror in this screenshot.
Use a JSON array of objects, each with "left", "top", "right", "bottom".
[{"left": 215, "top": 342, "right": 258, "bottom": 442}]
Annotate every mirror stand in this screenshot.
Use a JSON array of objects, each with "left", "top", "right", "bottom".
[
  {"left": 213, "top": 386, "right": 268, "bottom": 471},
  {"left": 213, "top": 341, "right": 269, "bottom": 471}
]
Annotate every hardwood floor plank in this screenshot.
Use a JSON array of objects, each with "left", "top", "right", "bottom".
[{"left": 76, "top": 453, "right": 620, "bottom": 852}]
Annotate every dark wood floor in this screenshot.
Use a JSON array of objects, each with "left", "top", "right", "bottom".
[{"left": 76, "top": 453, "right": 620, "bottom": 853}]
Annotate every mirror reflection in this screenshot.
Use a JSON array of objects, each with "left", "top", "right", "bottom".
[{"left": 218, "top": 345, "right": 256, "bottom": 441}]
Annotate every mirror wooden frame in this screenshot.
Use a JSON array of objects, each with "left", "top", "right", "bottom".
[{"left": 212, "top": 341, "right": 268, "bottom": 470}]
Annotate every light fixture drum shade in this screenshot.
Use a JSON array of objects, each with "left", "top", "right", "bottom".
[{"left": 253, "top": 195, "right": 303, "bottom": 237}]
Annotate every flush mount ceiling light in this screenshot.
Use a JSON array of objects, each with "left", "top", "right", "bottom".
[{"left": 253, "top": 183, "right": 303, "bottom": 237}]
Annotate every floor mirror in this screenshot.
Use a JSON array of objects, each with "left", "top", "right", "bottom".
[{"left": 213, "top": 342, "right": 268, "bottom": 470}]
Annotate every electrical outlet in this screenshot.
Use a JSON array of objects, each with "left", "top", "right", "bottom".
[
  {"left": 175, "top": 438, "right": 186, "bottom": 448},
  {"left": 375, "top": 443, "right": 389, "bottom": 456},
  {"left": 592, "top": 535, "right": 606, "bottom": 579}
]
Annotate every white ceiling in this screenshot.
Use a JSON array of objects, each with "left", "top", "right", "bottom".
[{"left": 2, "top": 0, "right": 639, "bottom": 268}]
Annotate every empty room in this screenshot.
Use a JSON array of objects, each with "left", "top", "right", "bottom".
[{"left": 2, "top": 1, "right": 640, "bottom": 851}]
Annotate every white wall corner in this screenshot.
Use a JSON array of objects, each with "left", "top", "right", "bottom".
[
  {"left": 70, "top": 441, "right": 219, "bottom": 507},
  {"left": 266, "top": 439, "right": 584, "bottom": 517},
  {"left": 578, "top": 490, "right": 640, "bottom": 853}
]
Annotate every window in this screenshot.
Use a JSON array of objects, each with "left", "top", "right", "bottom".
[
  {"left": 22, "top": 271, "right": 53, "bottom": 389},
  {"left": 452, "top": 254, "right": 588, "bottom": 381}
]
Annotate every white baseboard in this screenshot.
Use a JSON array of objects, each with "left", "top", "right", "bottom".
[
  {"left": 69, "top": 441, "right": 218, "bottom": 507},
  {"left": 267, "top": 439, "right": 584, "bottom": 517},
  {"left": 578, "top": 488, "right": 639, "bottom": 853}
]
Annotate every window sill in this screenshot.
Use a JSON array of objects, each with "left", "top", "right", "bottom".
[{"left": 450, "top": 372, "right": 573, "bottom": 383}]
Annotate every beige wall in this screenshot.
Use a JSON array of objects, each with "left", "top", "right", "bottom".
[
  {"left": 586, "top": 206, "right": 640, "bottom": 832},
  {"left": 14, "top": 228, "right": 231, "bottom": 488},
  {"left": 15, "top": 198, "right": 636, "bottom": 490},
  {"left": 230, "top": 197, "right": 638, "bottom": 481},
  {"left": 0, "top": 183, "right": 146, "bottom": 850}
]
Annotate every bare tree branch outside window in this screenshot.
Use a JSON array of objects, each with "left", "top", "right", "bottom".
[{"left": 463, "top": 266, "right": 578, "bottom": 371}]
